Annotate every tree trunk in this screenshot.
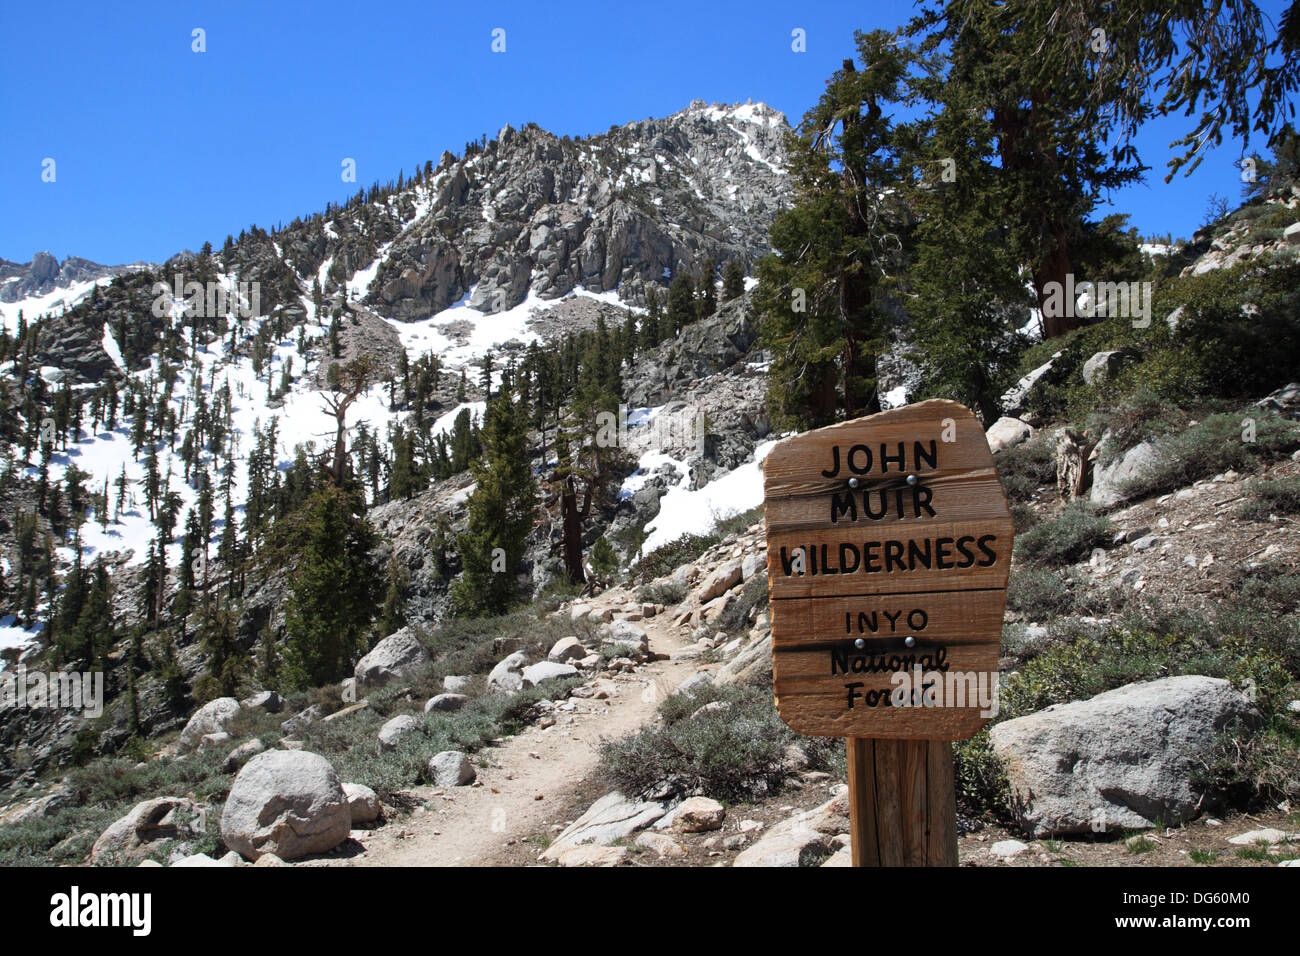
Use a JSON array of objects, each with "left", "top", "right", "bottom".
[{"left": 561, "top": 482, "right": 586, "bottom": 586}]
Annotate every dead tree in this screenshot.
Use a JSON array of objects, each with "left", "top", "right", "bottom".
[{"left": 320, "top": 355, "right": 377, "bottom": 486}]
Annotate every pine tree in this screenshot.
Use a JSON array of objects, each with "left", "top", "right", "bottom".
[
  {"left": 451, "top": 390, "right": 537, "bottom": 616},
  {"left": 666, "top": 273, "right": 695, "bottom": 335},
  {"left": 723, "top": 260, "right": 746, "bottom": 301},
  {"left": 696, "top": 258, "right": 717, "bottom": 319},
  {"left": 378, "top": 553, "right": 409, "bottom": 636},
  {"left": 282, "top": 485, "right": 381, "bottom": 688},
  {"left": 756, "top": 31, "right": 911, "bottom": 429}
]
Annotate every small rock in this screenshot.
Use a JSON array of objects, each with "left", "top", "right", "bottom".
[
  {"left": 548, "top": 636, "right": 587, "bottom": 663},
  {"left": 426, "top": 751, "right": 476, "bottom": 787},
  {"left": 555, "top": 845, "right": 626, "bottom": 867},
  {"left": 342, "top": 783, "right": 381, "bottom": 825},
  {"left": 1227, "top": 828, "right": 1286, "bottom": 846},
  {"left": 634, "top": 832, "right": 686, "bottom": 858},
  {"left": 991, "top": 839, "right": 1029, "bottom": 860},
  {"left": 671, "top": 797, "right": 726, "bottom": 833}
]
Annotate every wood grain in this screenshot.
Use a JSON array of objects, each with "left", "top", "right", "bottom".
[{"left": 764, "top": 400, "right": 1012, "bottom": 740}]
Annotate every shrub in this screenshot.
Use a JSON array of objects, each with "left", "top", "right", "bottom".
[
  {"left": 1014, "top": 501, "right": 1112, "bottom": 567},
  {"left": 629, "top": 532, "right": 720, "bottom": 584},
  {"left": 1007, "top": 566, "right": 1075, "bottom": 616},
  {"left": 637, "top": 579, "right": 687, "bottom": 607},
  {"left": 1238, "top": 476, "right": 1300, "bottom": 520},
  {"left": 953, "top": 732, "right": 1012, "bottom": 821},
  {"left": 598, "top": 682, "right": 836, "bottom": 802},
  {"left": 996, "top": 437, "right": 1058, "bottom": 502},
  {"left": 714, "top": 573, "right": 769, "bottom": 635},
  {"left": 1117, "top": 411, "right": 1300, "bottom": 499}
]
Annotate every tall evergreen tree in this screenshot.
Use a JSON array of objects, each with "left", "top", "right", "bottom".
[
  {"left": 282, "top": 486, "right": 381, "bottom": 687},
  {"left": 756, "top": 31, "right": 911, "bottom": 429},
  {"left": 451, "top": 390, "right": 537, "bottom": 616}
]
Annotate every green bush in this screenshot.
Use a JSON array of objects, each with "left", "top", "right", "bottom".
[
  {"left": 953, "top": 732, "right": 1011, "bottom": 821},
  {"left": 1238, "top": 476, "right": 1300, "bottom": 520},
  {"left": 599, "top": 682, "right": 838, "bottom": 801},
  {"left": 1014, "top": 501, "right": 1112, "bottom": 567},
  {"left": 637, "top": 579, "right": 688, "bottom": 607},
  {"left": 317, "top": 676, "right": 585, "bottom": 798},
  {"left": 630, "top": 532, "right": 721, "bottom": 584},
  {"left": 1007, "top": 566, "right": 1075, "bottom": 616},
  {"left": 996, "top": 438, "right": 1057, "bottom": 502},
  {"left": 1117, "top": 411, "right": 1300, "bottom": 500},
  {"left": 714, "top": 573, "right": 769, "bottom": 635}
]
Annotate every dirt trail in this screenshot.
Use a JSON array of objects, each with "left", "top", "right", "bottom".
[{"left": 343, "top": 606, "right": 696, "bottom": 867}]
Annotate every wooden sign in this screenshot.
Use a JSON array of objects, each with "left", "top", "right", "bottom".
[{"left": 763, "top": 400, "right": 1013, "bottom": 741}]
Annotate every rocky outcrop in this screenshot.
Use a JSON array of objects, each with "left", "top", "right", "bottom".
[
  {"left": 541, "top": 791, "right": 670, "bottom": 860},
  {"left": 368, "top": 101, "right": 789, "bottom": 320}
]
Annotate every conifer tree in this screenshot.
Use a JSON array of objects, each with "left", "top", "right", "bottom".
[
  {"left": 723, "top": 260, "right": 746, "bottom": 301},
  {"left": 756, "top": 31, "right": 911, "bottom": 429},
  {"left": 282, "top": 485, "right": 381, "bottom": 688},
  {"left": 451, "top": 390, "right": 537, "bottom": 616}
]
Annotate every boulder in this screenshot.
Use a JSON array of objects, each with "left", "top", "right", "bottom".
[
  {"left": 220, "top": 751, "right": 352, "bottom": 861},
  {"left": 1091, "top": 440, "right": 1161, "bottom": 507},
  {"left": 443, "top": 675, "right": 472, "bottom": 694},
  {"left": 697, "top": 560, "right": 743, "bottom": 603},
  {"left": 985, "top": 417, "right": 1033, "bottom": 454},
  {"left": 598, "top": 620, "right": 650, "bottom": 659},
  {"left": 741, "top": 552, "right": 766, "bottom": 581},
  {"left": 487, "top": 652, "right": 528, "bottom": 693},
  {"left": 989, "top": 676, "right": 1255, "bottom": 837},
  {"left": 280, "top": 704, "right": 323, "bottom": 736},
  {"left": 1285, "top": 221, "right": 1300, "bottom": 245},
  {"left": 1081, "top": 350, "right": 1133, "bottom": 386},
  {"left": 197, "top": 731, "right": 232, "bottom": 754},
  {"left": 240, "top": 690, "right": 283, "bottom": 714},
  {"left": 223, "top": 738, "right": 266, "bottom": 773},
  {"left": 177, "top": 697, "right": 241, "bottom": 753},
  {"left": 424, "top": 693, "right": 469, "bottom": 713},
  {"left": 522, "top": 661, "right": 579, "bottom": 687},
  {"left": 377, "top": 714, "right": 422, "bottom": 752},
  {"left": 354, "top": 628, "right": 431, "bottom": 689},
  {"left": 548, "top": 636, "right": 587, "bottom": 663},
  {"left": 715, "top": 629, "right": 772, "bottom": 686},
  {"left": 342, "top": 783, "right": 381, "bottom": 825},
  {"left": 90, "top": 797, "right": 207, "bottom": 864},
  {"left": 426, "top": 750, "right": 476, "bottom": 787},
  {"left": 541, "top": 792, "right": 670, "bottom": 860}
]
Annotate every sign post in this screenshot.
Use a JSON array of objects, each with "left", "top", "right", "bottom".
[{"left": 762, "top": 400, "right": 1013, "bottom": 866}]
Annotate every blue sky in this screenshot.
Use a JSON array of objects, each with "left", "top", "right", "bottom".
[{"left": 1, "top": 0, "right": 1292, "bottom": 265}]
